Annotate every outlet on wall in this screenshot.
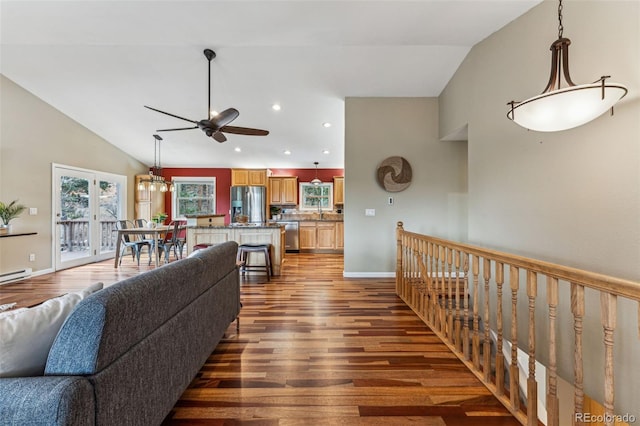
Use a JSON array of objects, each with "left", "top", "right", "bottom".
[{"left": 29, "top": 253, "right": 36, "bottom": 262}]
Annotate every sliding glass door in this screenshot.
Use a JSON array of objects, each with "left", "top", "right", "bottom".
[{"left": 53, "top": 165, "right": 126, "bottom": 270}]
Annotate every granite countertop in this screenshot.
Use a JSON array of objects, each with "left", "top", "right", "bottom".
[
  {"left": 188, "top": 223, "right": 284, "bottom": 229},
  {"left": 276, "top": 213, "right": 344, "bottom": 222}
]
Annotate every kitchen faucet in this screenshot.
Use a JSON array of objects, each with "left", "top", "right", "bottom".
[{"left": 317, "top": 201, "right": 323, "bottom": 219}]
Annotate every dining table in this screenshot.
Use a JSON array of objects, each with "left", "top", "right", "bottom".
[{"left": 113, "top": 225, "right": 179, "bottom": 268}]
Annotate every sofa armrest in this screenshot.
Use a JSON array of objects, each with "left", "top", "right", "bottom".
[{"left": 0, "top": 376, "right": 95, "bottom": 425}]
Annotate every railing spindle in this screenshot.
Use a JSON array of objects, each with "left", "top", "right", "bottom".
[
  {"left": 447, "top": 248, "right": 454, "bottom": 341},
  {"left": 571, "top": 282, "right": 585, "bottom": 426},
  {"left": 510, "top": 265, "right": 520, "bottom": 412},
  {"left": 600, "top": 292, "right": 617, "bottom": 426},
  {"left": 463, "top": 252, "right": 470, "bottom": 360},
  {"left": 483, "top": 258, "right": 492, "bottom": 382},
  {"left": 547, "top": 277, "right": 559, "bottom": 426},
  {"left": 496, "top": 262, "right": 505, "bottom": 396},
  {"left": 455, "top": 250, "right": 462, "bottom": 352},
  {"left": 527, "top": 271, "right": 538, "bottom": 426},
  {"left": 472, "top": 255, "right": 480, "bottom": 370}
]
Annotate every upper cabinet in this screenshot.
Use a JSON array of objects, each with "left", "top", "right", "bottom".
[
  {"left": 231, "top": 169, "right": 268, "bottom": 186},
  {"left": 269, "top": 176, "right": 298, "bottom": 205},
  {"left": 333, "top": 176, "right": 344, "bottom": 205}
]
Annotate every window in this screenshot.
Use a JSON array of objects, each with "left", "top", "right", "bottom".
[
  {"left": 172, "top": 177, "right": 216, "bottom": 219},
  {"left": 299, "top": 182, "right": 333, "bottom": 211}
]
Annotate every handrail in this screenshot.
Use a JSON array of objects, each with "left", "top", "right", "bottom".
[{"left": 395, "top": 222, "right": 640, "bottom": 426}]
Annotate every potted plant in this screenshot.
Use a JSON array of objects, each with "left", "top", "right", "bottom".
[
  {"left": 0, "top": 200, "right": 27, "bottom": 234},
  {"left": 152, "top": 212, "right": 168, "bottom": 225},
  {"left": 270, "top": 206, "right": 282, "bottom": 220}
]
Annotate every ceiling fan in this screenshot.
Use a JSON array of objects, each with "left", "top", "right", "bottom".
[{"left": 144, "top": 49, "right": 269, "bottom": 143}]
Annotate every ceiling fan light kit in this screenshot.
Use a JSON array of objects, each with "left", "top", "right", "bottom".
[
  {"left": 507, "top": 0, "right": 627, "bottom": 132},
  {"left": 144, "top": 49, "right": 269, "bottom": 143},
  {"left": 138, "top": 134, "right": 173, "bottom": 193}
]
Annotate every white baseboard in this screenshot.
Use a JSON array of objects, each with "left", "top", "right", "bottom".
[
  {"left": 343, "top": 272, "right": 395, "bottom": 278},
  {"left": 32, "top": 268, "right": 55, "bottom": 277}
]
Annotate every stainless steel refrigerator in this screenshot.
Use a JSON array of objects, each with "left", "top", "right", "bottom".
[{"left": 230, "top": 186, "right": 266, "bottom": 223}]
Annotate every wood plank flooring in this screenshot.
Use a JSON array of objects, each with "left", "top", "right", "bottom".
[
  {"left": 164, "top": 253, "right": 518, "bottom": 425},
  {"left": 0, "top": 253, "right": 518, "bottom": 425}
]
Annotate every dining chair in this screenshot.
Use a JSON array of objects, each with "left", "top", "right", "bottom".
[
  {"left": 156, "top": 220, "right": 181, "bottom": 264},
  {"left": 134, "top": 218, "right": 156, "bottom": 251},
  {"left": 117, "top": 220, "right": 152, "bottom": 266}
]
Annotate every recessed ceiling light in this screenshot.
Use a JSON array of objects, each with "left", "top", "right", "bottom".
[
  {"left": 322, "top": 122, "right": 331, "bottom": 128},
  {"left": 283, "top": 150, "right": 291, "bottom": 155},
  {"left": 322, "top": 150, "right": 330, "bottom": 154},
  {"left": 234, "top": 147, "right": 241, "bottom": 152},
  {"left": 272, "top": 104, "right": 281, "bottom": 111}
]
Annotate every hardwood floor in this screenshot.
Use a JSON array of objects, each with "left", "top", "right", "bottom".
[
  {"left": 164, "top": 253, "right": 518, "bottom": 425},
  {"left": 1, "top": 252, "right": 518, "bottom": 425}
]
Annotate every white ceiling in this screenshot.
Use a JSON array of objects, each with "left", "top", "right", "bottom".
[{"left": 0, "top": 0, "right": 541, "bottom": 169}]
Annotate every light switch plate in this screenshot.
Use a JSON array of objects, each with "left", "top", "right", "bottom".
[
  {"left": 365, "top": 209, "right": 375, "bottom": 216},
  {"left": 29, "top": 207, "right": 38, "bottom": 215}
]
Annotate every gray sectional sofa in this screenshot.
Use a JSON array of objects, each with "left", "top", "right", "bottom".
[{"left": 0, "top": 241, "right": 241, "bottom": 426}]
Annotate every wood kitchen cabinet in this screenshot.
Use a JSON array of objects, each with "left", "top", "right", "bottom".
[
  {"left": 298, "top": 220, "right": 343, "bottom": 252},
  {"left": 299, "top": 221, "right": 317, "bottom": 250},
  {"left": 316, "top": 222, "right": 336, "bottom": 249},
  {"left": 231, "top": 169, "right": 268, "bottom": 186},
  {"left": 333, "top": 176, "right": 344, "bottom": 205},
  {"left": 269, "top": 176, "right": 298, "bottom": 205},
  {"left": 335, "top": 221, "right": 344, "bottom": 249},
  {"left": 134, "top": 174, "right": 165, "bottom": 222}
]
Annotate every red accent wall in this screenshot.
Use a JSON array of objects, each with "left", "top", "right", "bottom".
[{"left": 160, "top": 167, "right": 344, "bottom": 223}]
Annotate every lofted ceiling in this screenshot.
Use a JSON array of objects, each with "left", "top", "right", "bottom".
[{"left": 0, "top": 0, "right": 541, "bottom": 169}]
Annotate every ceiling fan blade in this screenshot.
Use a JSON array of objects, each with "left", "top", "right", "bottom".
[
  {"left": 212, "top": 108, "right": 240, "bottom": 128},
  {"left": 221, "top": 125, "right": 269, "bottom": 136},
  {"left": 144, "top": 105, "right": 198, "bottom": 124},
  {"left": 212, "top": 131, "right": 227, "bottom": 143},
  {"left": 157, "top": 126, "right": 199, "bottom": 132}
]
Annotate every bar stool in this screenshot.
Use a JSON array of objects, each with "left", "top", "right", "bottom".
[{"left": 236, "top": 244, "right": 272, "bottom": 281}]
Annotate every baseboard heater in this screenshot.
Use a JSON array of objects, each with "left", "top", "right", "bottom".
[{"left": 0, "top": 268, "right": 33, "bottom": 284}]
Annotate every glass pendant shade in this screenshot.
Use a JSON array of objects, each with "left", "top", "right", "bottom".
[
  {"left": 508, "top": 81, "right": 627, "bottom": 132},
  {"left": 507, "top": 0, "right": 627, "bottom": 132}
]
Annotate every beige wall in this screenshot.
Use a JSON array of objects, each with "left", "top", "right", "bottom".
[
  {"left": 0, "top": 75, "right": 148, "bottom": 275},
  {"left": 344, "top": 97, "right": 468, "bottom": 275},
  {"left": 439, "top": 0, "right": 640, "bottom": 416}
]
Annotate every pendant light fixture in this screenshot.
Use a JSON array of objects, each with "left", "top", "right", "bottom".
[
  {"left": 507, "top": 0, "right": 627, "bottom": 132},
  {"left": 137, "top": 134, "right": 173, "bottom": 193},
  {"left": 311, "top": 161, "right": 322, "bottom": 185}
]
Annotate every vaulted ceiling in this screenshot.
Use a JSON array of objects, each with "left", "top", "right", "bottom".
[{"left": 0, "top": 0, "right": 541, "bottom": 169}]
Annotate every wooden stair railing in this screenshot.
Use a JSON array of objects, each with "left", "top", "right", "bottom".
[{"left": 395, "top": 222, "right": 640, "bottom": 426}]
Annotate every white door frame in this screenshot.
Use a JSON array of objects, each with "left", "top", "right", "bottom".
[{"left": 52, "top": 164, "right": 127, "bottom": 270}]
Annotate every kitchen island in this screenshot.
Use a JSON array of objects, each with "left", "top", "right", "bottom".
[{"left": 186, "top": 224, "right": 285, "bottom": 276}]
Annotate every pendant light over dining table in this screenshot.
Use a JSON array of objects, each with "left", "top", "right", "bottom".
[
  {"left": 137, "top": 134, "right": 173, "bottom": 193},
  {"left": 507, "top": 0, "right": 627, "bottom": 132}
]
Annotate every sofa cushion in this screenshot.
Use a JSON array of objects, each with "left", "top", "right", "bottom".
[
  {"left": 0, "top": 283, "right": 104, "bottom": 378},
  {"left": 46, "top": 257, "right": 205, "bottom": 375}
]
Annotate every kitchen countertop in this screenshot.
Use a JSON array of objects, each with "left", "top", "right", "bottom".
[
  {"left": 275, "top": 213, "right": 344, "bottom": 222},
  {"left": 188, "top": 223, "right": 284, "bottom": 229}
]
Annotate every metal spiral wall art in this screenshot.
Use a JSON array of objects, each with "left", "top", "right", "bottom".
[{"left": 376, "top": 156, "right": 412, "bottom": 192}]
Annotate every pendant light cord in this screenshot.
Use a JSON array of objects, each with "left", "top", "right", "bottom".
[{"left": 557, "top": 0, "right": 564, "bottom": 38}]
